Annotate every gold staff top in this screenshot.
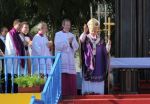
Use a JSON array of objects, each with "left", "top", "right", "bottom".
[{"left": 103, "top": 17, "right": 115, "bottom": 36}]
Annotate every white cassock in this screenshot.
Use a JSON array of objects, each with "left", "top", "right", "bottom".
[
  {"left": 55, "top": 31, "right": 79, "bottom": 74},
  {"left": 32, "top": 34, "right": 52, "bottom": 74},
  {"left": 19, "top": 34, "right": 32, "bottom": 56},
  {"left": 5, "top": 33, "right": 24, "bottom": 74}
]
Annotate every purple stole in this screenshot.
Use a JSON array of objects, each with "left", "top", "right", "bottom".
[{"left": 9, "top": 28, "right": 25, "bottom": 68}]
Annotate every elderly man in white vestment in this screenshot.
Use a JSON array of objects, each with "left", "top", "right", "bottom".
[{"left": 32, "top": 22, "right": 52, "bottom": 75}]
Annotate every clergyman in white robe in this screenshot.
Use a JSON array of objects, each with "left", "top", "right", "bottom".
[
  {"left": 5, "top": 32, "right": 25, "bottom": 74},
  {"left": 55, "top": 30, "right": 79, "bottom": 96},
  {"left": 32, "top": 34, "right": 52, "bottom": 74}
]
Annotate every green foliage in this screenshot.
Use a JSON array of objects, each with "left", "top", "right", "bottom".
[
  {"left": 30, "top": 24, "right": 38, "bottom": 35},
  {"left": 14, "top": 75, "right": 45, "bottom": 88},
  {"left": 0, "top": 0, "right": 115, "bottom": 36}
]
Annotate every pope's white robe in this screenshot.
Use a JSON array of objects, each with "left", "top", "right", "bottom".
[
  {"left": 31, "top": 34, "right": 52, "bottom": 74},
  {"left": 55, "top": 31, "right": 79, "bottom": 74}
]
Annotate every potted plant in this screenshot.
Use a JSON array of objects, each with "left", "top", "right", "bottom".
[{"left": 14, "top": 75, "right": 45, "bottom": 93}]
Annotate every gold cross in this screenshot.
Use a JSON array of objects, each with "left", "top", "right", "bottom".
[{"left": 103, "top": 17, "right": 115, "bottom": 36}]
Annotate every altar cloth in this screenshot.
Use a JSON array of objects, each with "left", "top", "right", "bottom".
[{"left": 110, "top": 58, "right": 150, "bottom": 69}]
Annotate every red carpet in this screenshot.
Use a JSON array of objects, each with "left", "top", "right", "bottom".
[
  {"left": 139, "top": 80, "right": 150, "bottom": 94},
  {"left": 59, "top": 94, "right": 150, "bottom": 104}
]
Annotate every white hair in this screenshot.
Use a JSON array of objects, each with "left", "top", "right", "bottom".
[{"left": 37, "top": 22, "right": 47, "bottom": 31}]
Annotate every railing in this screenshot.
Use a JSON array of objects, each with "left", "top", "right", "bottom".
[
  {"left": 30, "top": 53, "right": 61, "bottom": 104},
  {"left": 0, "top": 53, "right": 61, "bottom": 103},
  {"left": 0, "top": 55, "right": 56, "bottom": 93}
]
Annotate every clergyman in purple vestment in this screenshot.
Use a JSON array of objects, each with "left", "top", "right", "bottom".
[{"left": 80, "top": 18, "right": 111, "bottom": 94}]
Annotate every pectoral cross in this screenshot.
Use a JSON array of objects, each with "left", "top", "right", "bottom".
[{"left": 103, "top": 17, "right": 115, "bottom": 39}]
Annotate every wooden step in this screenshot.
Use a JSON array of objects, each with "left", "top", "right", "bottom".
[
  {"left": 60, "top": 98, "right": 150, "bottom": 104},
  {"left": 59, "top": 94, "right": 150, "bottom": 104},
  {"left": 62, "top": 94, "right": 150, "bottom": 99}
]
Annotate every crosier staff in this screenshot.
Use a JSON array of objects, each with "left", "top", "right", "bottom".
[{"left": 103, "top": 17, "right": 115, "bottom": 93}]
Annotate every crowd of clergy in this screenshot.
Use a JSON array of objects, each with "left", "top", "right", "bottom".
[{"left": 0, "top": 18, "right": 111, "bottom": 95}]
